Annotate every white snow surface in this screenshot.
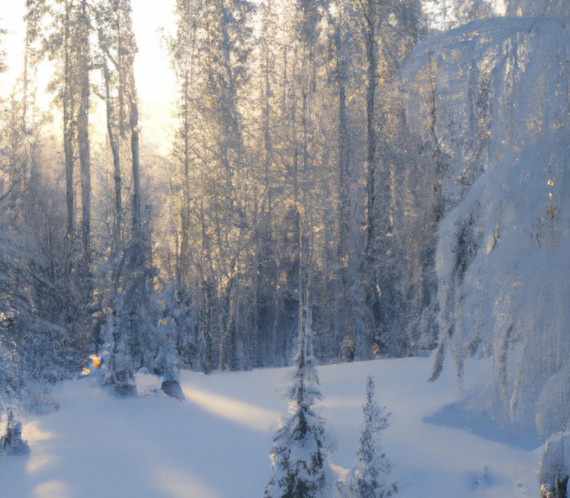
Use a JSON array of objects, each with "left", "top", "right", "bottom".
[{"left": 0, "top": 357, "right": 541, "bottom": 497}]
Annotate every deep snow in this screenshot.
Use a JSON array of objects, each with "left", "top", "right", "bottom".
[{"left": 1, "top": 356, "right": 541, "bottom": 497}]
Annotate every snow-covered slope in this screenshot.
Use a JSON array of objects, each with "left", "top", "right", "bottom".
[
  {"left": 0, "top": 358, "right": 540, "bottom": 497},
  {"left": 400, "top": 16, "right": 570, "bottom": 438}
]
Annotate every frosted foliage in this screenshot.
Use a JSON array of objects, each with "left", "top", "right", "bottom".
[
  {"left": 266, "top": 413, "right": 332, "bottom": 498},
  {"left": 265, "top": 323, "right": 333, "bottom": 498},
  {"left": 537, "top": 432, "right": 570, "bottom": 495},
  {"left": 401, "top": 17, "right": 570, "bottom": 436},
  {"left": 105, "top": 286, "right": 179, "bottom": 396},
  {"left": 288, "top": 328, "right": 323, "bottom": 410},
  {"left": 423, "top": 0, "right": 494, "bottom": 29},
  {"left": 340, "top": 376, "right": 396, "bottom": 498},
  {"left": 151, "top": 317, "right": 179, "bottom": 383},
  {"left": 506, "top": 0, "right": 570, "bottom": 19}
]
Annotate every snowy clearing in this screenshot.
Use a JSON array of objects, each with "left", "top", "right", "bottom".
[{"left": 1, "top": 356, "right": 541, "bottom": 497}]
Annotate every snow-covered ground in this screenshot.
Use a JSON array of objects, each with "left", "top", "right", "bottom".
[{"left": 1, "top": 356, "right": 541, "bottom": 497}]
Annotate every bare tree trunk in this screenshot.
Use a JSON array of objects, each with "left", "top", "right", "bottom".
[
  {"left": 103, "top": 55, "right": 122, "bottom": 263},
  {"left": 361, "top": 0, "right": 382, "bottom": 338},
  {"left": 262, "top": 48, "right": 274, "bottom": 242},
  {"left": 78, "top": 0, "right": 91, "bottom": 293},
  {"left": 331, "top": 9, "right": 356, "bottom": 354},
  {"left": 130, "top": 86, "right": 141, "bottom": 238},
  {"left": 63, "top": 0, "right": 75, "bottom": 244},
  {"left": 78, "top": 106, "right": 90, "bottom": 264},
  {"left": 179, "top": 71, "right": 191, "bottom": 298}
]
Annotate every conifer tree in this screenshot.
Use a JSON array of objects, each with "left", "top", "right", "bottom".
[
  {"left": 265, "top": 310, "right": 332, "bottom": 497},
  {"left": 340, "top": 376, "right": 397, "bottom": 498}
]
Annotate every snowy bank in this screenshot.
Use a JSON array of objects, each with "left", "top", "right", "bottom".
[{"left": 0, "top": 357, "right": 541, "bottom": 497}]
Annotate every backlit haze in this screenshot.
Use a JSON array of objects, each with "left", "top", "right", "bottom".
[{"left": 0, "top": 0, "right": 177, "bottom": 155}]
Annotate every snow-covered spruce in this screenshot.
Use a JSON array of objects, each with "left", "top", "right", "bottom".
[
  {"left": 265, "top": 316, "right": 333, "bottom": 498},
  {"left": 339, "top": 376, "right": 397, "bottom": 498}
]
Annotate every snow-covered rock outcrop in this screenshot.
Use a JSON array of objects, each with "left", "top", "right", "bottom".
[{"left": 400, "top": 16, "right": 570, "bottom": 438}]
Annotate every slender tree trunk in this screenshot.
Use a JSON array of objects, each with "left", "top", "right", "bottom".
[
  {"left": 78, "top": 0, "right": 92, "bottom": 294},
  {"left": 219, "top": 2, "right": 239, "bottom": 216},
  {"left": 364, "top": 8, "right": 376, "bottom": 262},
  {"left": 103, "top": 55, "right": 122, "bottom": 262},
  {"left": 130, "top": 90, "right": 141, "bottom": 236},
  {"left": 262, "top": 50, "right": 273, "bottom": 242},
  {"left": 63, "top": 0, "right": 75, "bottom": 244},
  {"left": 362, "top": 0, "right": 382, "bottom": 335},
  {"left": 332, "top": 12, "right": 356, "bottom": 353},
  {"left": 199, "top": 197, "right": 214, "bottom": 373},
  {"left": 178, "top": 70, "right": 191, "bottom": 298},
  {"left": 20, "top": 20, "right": 34, "bottom": 219},
  {"left": 333, "top": 14, "right": 350, "bottom": 268}
]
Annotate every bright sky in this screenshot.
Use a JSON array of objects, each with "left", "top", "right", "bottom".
[
  {"left": 131, "top": 0, "right": 176, "bottom": 103},
  {"left": 131, "top": 0, "right": 177, "bottom": 152},
  {"left": 0, "top": 0, "right": 177, "bottom": 151},
  {"left": 0, "top": 4, "right": 25, "bottom": 95}
]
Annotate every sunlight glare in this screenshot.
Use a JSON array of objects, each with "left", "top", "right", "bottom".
[
  {"left": 492, "top": 0, "right": 507, "bottom": 15},
  {"left": 32, "top": 480, "right": 73, "bottom": 498},
  {"left": 24, "top": 421, "right": 60, "bottom": 474},
  {"left": 132, "top": 0, "right": 176, "bottom": 104},
  {"left": 182, "top": 387, "right": 280, "bottom": 433},
  {"left": 23, "top": 421, "right": 57, "bottom": 444},
  {"left": 27, "top": 452, "right": 60, "bottom": 474},
  {"left": 154, "top": 468, "right": 221, "bottom": 498},
  {"left": 131, "top": 0, "right": 177, "bottom": 153}
]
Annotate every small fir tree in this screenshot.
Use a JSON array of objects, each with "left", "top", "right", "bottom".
[
  {"left": 265, "top": 311, "right": 332, "bottom": 497},
  {"left": 340, "top": 376, "right": 397, "bottom": 498}
]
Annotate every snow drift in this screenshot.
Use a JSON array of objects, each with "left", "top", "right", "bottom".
[
  {"left": 399, "top": 16, "right": 570, "bottom": 438},
  {"left": 0, "top": 357, "right": 541, "bottom": 497}
]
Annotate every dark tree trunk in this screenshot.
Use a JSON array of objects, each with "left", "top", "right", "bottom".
[{"left": 78, "top": 0, "right": 92, "bottom": 293}]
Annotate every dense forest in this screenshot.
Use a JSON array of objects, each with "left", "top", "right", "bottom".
[{"left": 0, "top": 0, "right": 569, "bottom": 475}]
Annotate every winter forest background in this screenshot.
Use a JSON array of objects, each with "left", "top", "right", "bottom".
[{"left": 0, "top": 0, "right": 569, "bottom": 492}]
